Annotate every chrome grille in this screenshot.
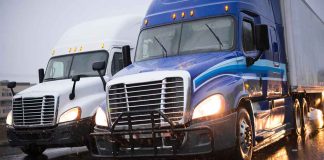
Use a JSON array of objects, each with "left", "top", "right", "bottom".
[
  {"left": 13, "top": 96, "right": 56, "bottom": 126},
  {"left": 108, "top": 77, "right": 184, "bottom": 127}
]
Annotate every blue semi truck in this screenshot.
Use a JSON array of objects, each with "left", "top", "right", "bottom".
[{"left": 91, "top": 0, "right": 324, "bottom": 159}]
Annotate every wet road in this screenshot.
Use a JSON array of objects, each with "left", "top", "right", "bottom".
[{"left": 1, "top": 128, "right": 323, "bottom": 160}]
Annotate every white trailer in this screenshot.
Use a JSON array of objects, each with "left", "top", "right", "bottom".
[
  {"left": 281, "top": 0, "right": 324, "bottom": 92},
  {"left": 5, "top": 15, "right": 143, "bottom": 156}
]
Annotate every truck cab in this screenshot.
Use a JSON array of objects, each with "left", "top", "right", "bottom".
[
  {"left": 6, "top": 15, "right": 142, "bottom": 156},
  {"left": 91, "top": 0, "right": 299, "bottom": 159}
]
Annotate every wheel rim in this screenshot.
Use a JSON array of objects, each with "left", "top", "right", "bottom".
[{"left": 239, "top": 118, "right": 252, "bottom": 156}]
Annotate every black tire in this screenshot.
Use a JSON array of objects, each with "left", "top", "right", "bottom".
[
  {"left": 292, "top": 99, "right": 303, "bottom": 136},
  {"left": 233, "top": 108, "right": 253, "bottom": 160},
  {"left": 21, "top": 145, "right": 46, "bottom": 156}
]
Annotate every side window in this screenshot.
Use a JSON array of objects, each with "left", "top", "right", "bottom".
[
  {"left": 111, "top": 52, "right": 124, "bottom": 76},
  {"left": 242, "top": 20, "right": 256, "bottom": 52}
]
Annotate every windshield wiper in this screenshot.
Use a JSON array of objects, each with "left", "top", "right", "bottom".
[
  {"left": 205, "top": 24, "right": 223, "bottom": 49},
  {"left": 154, "top": 36, "right": 168, "bottom": 57}
]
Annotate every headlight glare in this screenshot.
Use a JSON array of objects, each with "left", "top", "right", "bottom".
[
  {"left": 59, "top": 107, "right": 81, "bottom": 123},
  {"left": 95, "top": 108, "right": 108, "bottom": 127},
  {"left": 6, "top": 110, "right": 13, "bottom": 125},
  {"left": 192, "top": 94, "right": 225, "bottom": 119}
]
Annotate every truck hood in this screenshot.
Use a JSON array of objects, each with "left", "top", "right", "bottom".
[
  {"left": 16, "top": 77, "right": 106, "bottom": 97},
  {"left": 115, "top": 52, "right": 238, "bottom": 80}
]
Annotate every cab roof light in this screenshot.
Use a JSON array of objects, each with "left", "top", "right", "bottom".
[
  {"left": 172, "top": 13, "right": 177, "bottom": 20},
  {"left": 101, "top": 43, "right": 105, "bottom": 49},
  {"left": 69, "top": 48, "right": 72, "bottom": 53},
  {"left": 181, "top": 12, "right": 185, "bottom": 18},
  {"left": 225, "top": 5, "right": 229, "bottom": 12},
  {"left": 190, "top": 10, "right": 195, "bottom": 16},
  {"left": 73, "top": 47, "right": 77, "bottom": 52},
  {"left": 51, "top": 49, "right": 55, "bottom": 56},
  {"left": 79, "top": 46, "right": 83, "bottom": 52},
  {"left": 144, "top": 19, "right": 148, "bottom": 25}
]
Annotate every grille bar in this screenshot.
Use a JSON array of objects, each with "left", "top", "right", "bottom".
[
  {"left": 108, "top": 77, "right": 184, "bottom": 127},
  {"left": 12, "top": 96, "right": 56, "bottom": 126}
]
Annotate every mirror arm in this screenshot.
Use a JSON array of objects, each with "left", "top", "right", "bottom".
[
  {"left": 97, "top": 71, "right": 106, "bottom": 91},
  {"left": 246, "top": 50, "right": 264, "bottom": 67},
  {"left": 69, "top": 81, "right": 77, "bottom": 100},
  {"left": 10, "top": 88, "right": 15, "bottom": 96}
]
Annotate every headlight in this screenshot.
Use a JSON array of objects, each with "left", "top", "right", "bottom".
[
  {"left": 6, "top": 110, "right": 13, "bottom": 125},
  {"left": 192, "top": 94, "right": 225, "bottom": 119},
  {"left": 95, "top": 108, "right": 108, "bottom": 127},
  {"left": 59, "top": 107, "right": 81, "bottom": 123}
]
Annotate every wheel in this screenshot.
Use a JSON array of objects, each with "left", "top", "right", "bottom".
[
  {"left": 233, "top": 108, "right": 253, "bottom": 160},
  {"left": 301, "top": 98, "right": 308, "bottom": 132},
  {"left": 21, "top": 145, "right": 46, "bottom": 156},
  {"left": 292, "top": 99, "right": 303, "bottom": 136}
]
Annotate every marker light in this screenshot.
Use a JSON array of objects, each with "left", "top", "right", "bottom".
[
  {"left": 144, "top": 19, "right": 148, "bottom": 25},
  {"left": 190, "top": 10, "right": 195, "bottom": 16},
  {"left": 225, "top": 5, "right": 229, "bottom": 12},
  {"left": 95, "top": 108, "right": 108, "bottom": 127},
  {"left": 52, "top": 49, "right": 56, "bottom": 56},
  {"left": 79, "top": 46, "right": 83, "bottom": 52},
  {"left": 101, "top": 43, "right": 105, "bottom": 49},
  {"left": 59, "top": 107, "right": 81, "bottom": 123},
  {"left": 192, "top": 94, "right": 225, "bottom": 119},
  {"left": 172, "top": 13, "right": 177, "bottom": 20},
  {"left": 6, "top": 110, "right": 13, "bottom": 125},
  {"left": 181, "top": 12, "right": 185, "bottom": 18},
  {"left": 73, "top": 47, "right": 77, "bottom": 52},
  {"left": 69, "top": 48, "right": 72, "bottom": 53}
]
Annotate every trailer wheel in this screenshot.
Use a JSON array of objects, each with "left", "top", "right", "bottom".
[
  {"left": 292, "top": 99, "right": 303, "bottom": 136},
  {"left": 233, "top": 108, "right": 253, "bottom": 160},
  {"left": 301, "top": 98, "right": 309, "bottom": 132},
  {"left": 21, "top": 145, "right": 46, "bottom": 156}
]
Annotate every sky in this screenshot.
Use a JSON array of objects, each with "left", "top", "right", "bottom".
[
  {"left": 0, "top": 0, "right": 323, "bottom": 83},
  {"left": 0, "top": 0, "right": 152, "bottom": 83}
]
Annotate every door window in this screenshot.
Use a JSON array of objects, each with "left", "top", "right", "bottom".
[
  {"left": 111, "top": 52, "right": 124, "bottom": 76},
  {"left": 242, "top": 20, "right": 256, "bottom": 52}
]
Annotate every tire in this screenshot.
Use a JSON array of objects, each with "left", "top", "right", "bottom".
[
  {"left": 233, "top": 108, "right": 253, "bottom": 160},
  {"left": 292, "top": 99, "right": 303, "bottom": 136},
  {"left": 301, "top": 98, "right": 308, "bottom": 132},
  {"left": 21, "top": 145, "right": 46, "bottom": 156}
]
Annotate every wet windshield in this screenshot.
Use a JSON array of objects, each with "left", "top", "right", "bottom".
[
  {"left": 135, "top": 16, "right": 235, "bottom": 61},
  {"left": 44, "top": 51, "right": 108, "bottom": 81}
]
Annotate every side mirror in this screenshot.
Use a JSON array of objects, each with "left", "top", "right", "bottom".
[
  {"left": 7, "top": 81, "right": 16, "bottom": 96},
  {"left": 255, "top": 25, "right": 270, "bottom": 51},
  {"left": 7, "top": 82, "right": 16, "bottom": 89},
  {"left": 92, "top": 61, "right": 106, "bottom": 71},
  {"left": 69, "top": 75, "right": 81, "bottom": 100},
  {"left": 92, "top": 61, "right": 106, "bottom": 91},
  {"left": 38, "top": 68, "right": 45, "bottom": 83},
  {"left": 122, "top": 45, "right": 132, "bottom": 67}
]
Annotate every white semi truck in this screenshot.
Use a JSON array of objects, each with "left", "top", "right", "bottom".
[{"left": 5, "top": 15, "right": 142, "bottom": 156}]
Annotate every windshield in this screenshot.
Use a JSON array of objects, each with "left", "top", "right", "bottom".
[
  {"left": 44, "top": 51, "right": 108, "bottom": 81},
  {"left": 135, "top": 16, "right": 235, "bottom": 61}
]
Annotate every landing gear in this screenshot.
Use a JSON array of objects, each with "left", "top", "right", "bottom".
[{"left": 234, "top": 108, "right": 253, "bottom": 160}]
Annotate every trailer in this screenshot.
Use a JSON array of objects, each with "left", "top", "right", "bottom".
[
  {"left": 5, "top": 15, "right": 142, "bottom": 156},
  {"left": 91, "top": 0, "right": 324, "bottom": 159}
]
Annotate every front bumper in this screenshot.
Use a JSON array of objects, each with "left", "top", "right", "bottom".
[
  {"left": 7, "top": 117, "right": 93, "bottom": 147},
  {"left": 91, "top": 110, "right": 237, "bottom": 158}
]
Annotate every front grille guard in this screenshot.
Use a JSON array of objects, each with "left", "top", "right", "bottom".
[{"left": 90, "top": 110, "right": 215, "bottom": 158}]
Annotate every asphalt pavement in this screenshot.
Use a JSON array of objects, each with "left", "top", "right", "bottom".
[{"left": 0, "top": 126, "right": 323, "bottom": 160}]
